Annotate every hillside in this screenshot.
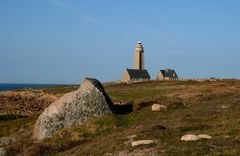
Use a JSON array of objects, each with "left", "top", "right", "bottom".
[{"left": 1, "top": 80, "right": 240, "bottom": 155}]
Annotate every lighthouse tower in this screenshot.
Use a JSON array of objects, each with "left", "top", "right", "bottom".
[
  {"left": 134, "top": 41, "right": 144, "bottom": 70},
  {"left": 122, "top": 41, "right": 150, "bottom": 81}
]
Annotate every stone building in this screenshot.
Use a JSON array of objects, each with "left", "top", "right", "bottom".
[
  {"left": 156, "top": 68, "right": 178, "bottom": 80},
  {"left": 123, "top": 41, "right": 151, "bottom": 81},
  {"left": 123, "top": 68, "right": 150, "bottom": 81}
]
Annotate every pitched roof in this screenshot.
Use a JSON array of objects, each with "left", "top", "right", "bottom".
[
  {"left": 160, "top": 69, "right": 178, "bottom": 78},
  {"left": 126, "top": 69, "right": 150, "bottom": 79}
]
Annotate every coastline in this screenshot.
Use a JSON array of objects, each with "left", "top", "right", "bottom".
[{"left": 0, "top": 83, "right": 71, "bottom": 92}]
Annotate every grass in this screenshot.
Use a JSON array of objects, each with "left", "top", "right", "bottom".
[
  {"left": 107, "top": 87, "right": 172, "bottom": 101},
  {"left": 0, "top": 115, "right": 38, "bottom": 138},
  {"left": 1, "top": 80, "right": 240, "bottom": 155},
  {"left": 0, "top": 115, "right": 27, "bottom": 121},
  {"left": 33, "top": 85, "right": 79, "bottom": 94}
]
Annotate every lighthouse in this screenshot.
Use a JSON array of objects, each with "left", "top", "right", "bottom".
[
  {"left": 122, "top": 41, "right": 150, "bottom": 81},
  {"left": 134, "top": 41, "right": 145, "bottom": 70}
]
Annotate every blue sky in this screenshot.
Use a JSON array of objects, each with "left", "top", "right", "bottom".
[{"left": 0, "top": 0, "right": 240, "bottom": 84}]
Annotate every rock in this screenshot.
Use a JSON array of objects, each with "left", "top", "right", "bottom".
[
  {"left": 198, "top": 134, "right": 212, "bottom": 139},
  {"left": 126, "top": 135, "right": 137, "bottom": 140},
  {"left": 0, "top": 137, "right": 16, "bottom": 146},
  {"left": 181, "top": 134, "right": 200, "bottom": 141},
  {"left": 33, "top": 78, "right": 114, "bottom": 140},
  {"left": 151, "top": 104, "right": 167, "bottom": 112},
  {"left": 131, "top": 140, "right": 154, "bottom": 147},
  {"left": 181, "top": 134, "right": 212, "bottom": 141},
  {"left": 123, "top": 135, "right": 137, "bottom": 145},
  {"left": 0, "top": 148, "right": 6, "bottom": 156}
]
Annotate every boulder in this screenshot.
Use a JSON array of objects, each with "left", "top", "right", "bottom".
[
  {"left": 151, "top": 104, "right": 167, "bottom": 112},
  {"left": 198, "top": 134, "right": 212, "bottom": 139},
  {"left": 131, "top": 140, "right": 154, "bottom": 147},
  {"left": 33, "top": 78, "right": 114, "bottom": 140},
  {"left": 0, "top": 148, "right": 6, "bottom": 156},
  {"left": 181, "top": 134, "right": 200, "bottom": 141},
  {"left": 0, "top": 137, "right": 15, "bottom": 146}
]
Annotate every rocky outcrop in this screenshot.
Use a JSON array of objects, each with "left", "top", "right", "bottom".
[
  {"left": 151, "top": 104, "right": 167, "bottom": 112},
  {"left": 0, "top": 90, "right": 57, "bottom": 116},
  {"left": 33, "top": 78, "right": 115, "bottom": 140}
]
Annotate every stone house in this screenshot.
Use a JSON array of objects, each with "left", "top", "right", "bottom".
[
  {"left": 123, "top": 68, "right": 150, "bottom": 81},
  {"left": 156, "top": 69, "right": 178, "bottom": 80}
]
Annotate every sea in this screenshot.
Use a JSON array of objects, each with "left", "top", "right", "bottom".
[{"left": 0, "top": 83, "right": 63, "bottom": 92}]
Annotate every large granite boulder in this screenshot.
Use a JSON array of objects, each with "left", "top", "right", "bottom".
[{"left": 33, "top": 78, "right": 114, "bottom": 140}]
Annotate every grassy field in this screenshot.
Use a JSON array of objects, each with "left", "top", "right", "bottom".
[{"left": 1, "top": 80, "right": 240, "bottom": 155}]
